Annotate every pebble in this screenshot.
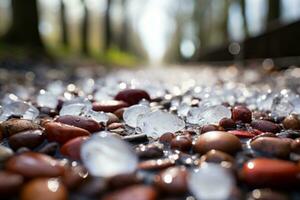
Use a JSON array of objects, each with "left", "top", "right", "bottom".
[
  {"left": 193, "top": 131, "right": 242, "bottom": 155},
  {"left": 282, "top": 114, "right": 300, "bottom": 130},
  {"left": 62, "top": 164, "right": 88, "bottom": 189},
  {"left": 115, "top": 89, "right": 151, "bottom": 105},
  {"left": 5, "top": 152, "right": 64, "bottom": 178},
  {"left": 228, "top": 130, "right": 256, "bottom": 138},
  {"left": 60, "top": 136, "right": 89, "bottom": 160},
  {"left": 92, "top": 100, "right": 129, "bottom": 112},
  {"left": 138, "top": 158, "right": 175, "bottom": 171},
  {"left": 291, "top": 138, "right": 300, "bottom": 154},
  {"left": 0, "top": 145, "right": 14, "bottom": 162},
  {"left": 246, "top": 189, "right": 289, "bottom": 200},
  {"left": 200, "top": 149, "right": 234, "bottom": 164},
  {"left": 21, "top": 178, "right": 67, "bottom": 200},
  {"left": 0, "top": 171, "right": 24, "bottom": 196},
  {"left": 159, "top": 132, "right": 175, "bottom": 144},
  {"left": 136, "top": 143, "right": 164, "bottom": 159},
  {"left": 114, "top": 108, "right": 126, "bottom": 120},
  {"left": 241, "top": 158, "right": 300, "bottom": 187},
  {"left": 250, "top": 137, "right": 291, "bottom": 158},
  {"left": 102, "top": 185, "right": 158, "bottom": 200},
  {"left": 251, "top": 119, "right": 281, "bottom": 133},
  {"left": 44, "top": 122, "right": 90, "bottom": 144},
  {"left": 107, "top": 113, "right": 120, "bottom": 125},
  {"left": 55, "top": 115, "right": 102, "bottom": 133},
  {"left": 0, "top": 118, "right": 40, "bottom": 136},
  {"left": 38, "top": 142, "right": 59, "bottom": 156},
  {"left": 8, "top": 129, "right": 44, "bottom": 150},
  {"left": 219, "top": 118, "right": 236, "bottom": 130},
  {"left": 154, "top": 166, "right": 188, "bottom": 195},
  {"left": 232, "top": 105, "right": 252, "bottom": 123},
  {"left": 170, "top": 135, "right": 192, "bottom": 152},
  {"left": 200, "top": 124, "right": 222, "bottom": 133},
  {"left": 107, "top": 173, "right": 140, "bottom": 189}
]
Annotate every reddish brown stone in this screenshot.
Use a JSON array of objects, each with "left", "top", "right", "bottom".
[
  {"left": 115, "top": 89, "right": 151, "bottom": 105},
  {"left": 232, "top": 106, "right": 252, "bottom": 123},
  {"left": 170, "top": 135, "right": 192, "bottom": 152},
  {"left": 200, "top": 149, "right": 234, "bottom": 163},
  {"left": 159, "top": 132, "right": 175, "bottom": 144},
  {"left": 138, "top": 158, "right": 175, "bottom": 171},
  {"left": 228, "top": 130, "right": 256, "bottom": 138},
  {"left": 282, "top": 114, "right": 300, "bottom": 130},
  {"left": 60, "top": 136, "right": 89, "bottom": 160},
  {"left": 8, "top": 129, "right": 44, "bottom": 150},
  {"left": 0, "top": 171, "right": 24, "bottom": 196},
  {"left": 251, "top": 119, "right": 281, "bottom": 133},
  {"left": 0, "top": 119, "right": 40, "bottom": 136},
  {"left": 44, "top": 122, "right": 90, "bottom": 144},
  {"left": 219, "top": 118, "right": 236, "bottom": 130},
  {"left": 55, "top": 115, "right": 101, "bottom": 133},
  {"left": 92, "top": 100, "right": 129, "bottom": 112},
  {"left": 5, "top": 152, "right": 64, "bottom": 178}
]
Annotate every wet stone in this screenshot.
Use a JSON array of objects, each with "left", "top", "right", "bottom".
[
  {"left": 38, "top": 142, "right": 59, "bottom": 156},
  {"left": 138, "top": 158, "right": 175, "bottom": 171},
  {"left": 55, "top": 115, "right": 102, "bottom": 133},
  {"left": 60, "top": 136, "right": 89, "bottom": 160},
  {"left": 92, "top": 100, "right": 129, "bottom": 113},
  {"left": 154, "top": 166, "right": 188, "bottom": 195},
  {"left": 115, "top": 89, "right": 151, "bottom": 106},
  {"left": 107, "top": 173, "right": 141, "bottom": 189},
  {"left": 0, "top": 171, "right": 24, "bottom": 196},
  {"left": 5, "top": 152, "right": 65, "bottom": 178},
  {"left": 21, "top": 178, "right": 68, "bottom": 200},
  {"left": 282, "top": 114, "right": 300, "bottom": 130},
  {"left": 251, "top": 119, "right": 281, "bottom": 133},
  {"left": 200, "top": 149, "right": 234, "bottom": 164},
  {"left": 291, "top": 138, "right": 300, "bottom": 154},
  {"left": 0, "top": 145, "right": 14, "bottom": 162},
  {"left": 250, "top": 137, "right": 291, "bottom": 158},
  {"left": 232, "top": 105, "right": 252, "bottom": 123},
  {"left": 8, "top": 129, "right": 44, "bottom": 150},
  {"left": 107, "top": 113, "right": 120, "bottom": 125},
  {"left": 228, "top": 130, "right": 256, "bottom": 138},
  {"left": 44, "top": 122, "right": 90, "bottom": 144},
  {"left": 0, "top": 118, "right": 40, "bottom": 137},
  {"left": 62, "top": 163, "right": 88, "bottom": 189},
  {"left": 193, "top": 131, "right": 242, "bottom": 155},
  {"left": 102, "top": 185, "right": 158, "bottom": 200},
  {"left": 136, "top": 143, "right": 164, "bottom": 159},
  {"left": 159, "top": 132, "right": 175, "bottom": 144},
  {"left": 200, "top": 124, "right": 222, "bottom": 133},
  {"left": 219, "top": 117, "right": 236, "bottom": 130},
  {"left": 241, "top": 158, "right": 300, "bottom": 187},
  {"left": 170, "top": 135, "right": 192, "bottom": 152}
]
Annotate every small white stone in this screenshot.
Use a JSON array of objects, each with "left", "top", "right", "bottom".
[
  {"left": 59, "top": 103, "right": 90, "bottom": 116},
  {"left": 136, "top": 110, "right": 185, "bottom": 138},
  {"left": 37, "top": 90, "right": 58, "bottom": 109},
  {"left": 87, "top": 110, "right": 109, "bottom": 124},
  {"left": 123, "top": 105, "right": 151, "bottom": 127},
  {"left": 81, "top": 133, "right": 138, "bottom": 177},
  {"left": 188, "top": 163, "right": 235, "bottom": 200},
  {"left": 0, "top": 101, "right": 39, "bottom": 121}
]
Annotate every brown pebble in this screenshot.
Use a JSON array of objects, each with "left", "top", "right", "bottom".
[
  {"left": 0, "top": 119, "right": 40, "bottom": 136},
  {"left": 62, "top": 164, "right": 88, "bottom": 189},
  {"left": 8, "top": 129, "right": 44, "bottom": 150},
  {"left": 170, "top": 135, "right": 192, "bottom": 152},
  {"left": 55, "top": 115, "right": 102, "bottom": 133},
  {"left": 282, "top": 114, "right": 300, "bottom": 130},
  {"left": 219, "top": 118, "right": 236, "bottom": 130},
  {"left": 291, "top": 138, "right": 300, "bottom": 154},
  {"left": 193, "top": 131, "right": 242, "bottom": 155},
  {"left": 5, "top": 152, "right": 64, "bottom": 178},
  {"left": 159, "top": 132, "right": 175, "bottom": 144},
  {"left": 251, "top": 119, "right": 281, "bottom": 133},
  {"left": 114, "top": 108, "right": 126, "bottom": 120},
  {"left": 107, "top": 173, "right": 140, "bottom": 189},
  {"left": 200, "top": 149, "right": 234, "bottom": 164},
  {"left": 232, "top": 105, "right": 252, "bottom": 123},
  {"left": 115, "top": 89, "right": 151, "bottom": 106},
  {"left": 138, "top": 158, "right": 175, "bottom": 171},
  {"left": 200, "top": 124, "right": 222, "bottom": 133},
  {"left": 246, "top": 188, "right": 289, "bottom": 200},
  {"left": 136, "top": 143, "right": 164, "bottom": 159},
  {"left": 102, "top": 185, "right": 157, "bottom": 200},
  {"left": 39, "top": 142, "right": 59, "bottom": 156},
  {"left": 154, "top": 166, "right": 188, "bottom": 195},
  {"left": 0, "top": 171, "right": 24, "bottom": 196},
  {"left": 250, "top": 137, "right": 291, "bottom": 158},
  {"left": 21, "top": 178, "right": 67, "bottom": 200},
  {"left": 107, "top": 113, "right": 120, "bottom": 125},
  {"left": 44, "top": 122, "right": 90, "bottom": 144},
  {"left": 92, "top": 100, "right": 129, "bottom": 113}
]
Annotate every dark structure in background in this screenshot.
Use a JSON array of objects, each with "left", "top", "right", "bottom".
[
  {"left": 60, "top": 0, "right": 69, "bottom": 47},
  {"left": 1, "top": 0, "right": 44, "bottom": 51}
]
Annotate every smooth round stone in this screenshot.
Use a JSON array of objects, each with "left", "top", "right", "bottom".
[
  {"left": 115, "top": 89, "right": 151, "bottom": 106},
  {"left": 170, "top": 135, "right": 192, "bottom": 152},
  {"left": 8, "top": 129, "right": 44, "bottom": 150},
  {"left": 282, "top": 114, "right": 300, "bottom": 130},
  {"left": 200, "top": 124, "right": 222, "bottom": 134},
  {"left": 136, "top": 143, "right": 164, "bottom": 159},
  {"left": 228, "top": 130, "right": 256, "bottom": 138},
  {"left": 60, "top": 136, "right": 89, "bottom": 160},
  {"left": 5, "top": 152, "right": 64, "bottom": 178},
  {"left": 0, "top": 119, "right": 40, "bottom": 136},
  {"left": 193, "top": 131, "right": 242, "bottom": 155},
  {"left": 232, "top": 105, "right": 252, "bottom": 123},
  {"left": 55, "top": 115, "right": 101, "bottom": 133},
  {"left": 44, "top": 122, "right": 90, "bottom": 144},
  {"left": 138, "top": 158, "right": 175, "bottom": 171},
  {"left": 159, "top": 132, "right": 175, "bottom": 144},
  {"left": 81, "top": 134, "right": 138, "bottom": 177},
  {"left": 107, "top": 113, "right": 120, "bottom": 125},
  {"left": 21, "top": 178, "right": 67, "bottom": 200},
  {"left": 0, "top": 171, "right": 24, "bottom": 196},
  {"left": 114, "top": 108, "right": 126, "bottom": 120},
  {"left": 39, "top": 142, "right": 59, "bottom": 156},
  {"left": 62, "top": 164, "right": 88, "bottom": 189},
  {"left": 200, "top": 150, "right": 234, "bottom": 164},
  {"left": 107, "top": 173, "right": 140, "bottom": 189},
  {"left": 219, "top": 118, "right": 236, "bottom": 130},
  {"left": 0, "top": 145, "right": 14, "bottom": 162},
  {"left": 92, "top": 100, "right": 129, "bottom": 112},
  {"left": 246, "top": 189, "right": 289, "bottom": 200},
  {"left": 250, "top": 137, "right": 291, "bottom": 158},
  {"left": 154, "top": 166, "right": 188, "bottom": 195},
  {"left": 123, "top": 105, "right": 151, "bottom": 127},
  {"left": 291, "top": 138, "right": 300, "bottom": 154},
  {"left": 242, "top": 158, "right": 300, "bottom": 187},
  {"left": 251, "top": 120, "right": 281, "bottom": 133},
  {"left": 102, "top": 185, "right": 157, "bottom": 200}
]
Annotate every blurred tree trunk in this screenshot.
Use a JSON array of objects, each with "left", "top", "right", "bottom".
[
  {"left": 60, "top": 0, "right": 68, "bottom": 47},
  {"left": 240, "top": 0, "right": 249, "bottom": 37},
  {"left": 104, "top": 0, "right": 112, "bottom": 50},
  {"left": 119, "top": 0, "right": 128, "bottom": 52},
  {"left": 267, "top": 0, "right": 281, "bottom": 27},
  {"left": 2, "top": 0, "right": 44, "bottom": 50},
  {"left": 81, "top": 0, "right": 89, "bottom": 55},
  {"left": 220, "top": 0, "right": 229, "bottom": 43}
]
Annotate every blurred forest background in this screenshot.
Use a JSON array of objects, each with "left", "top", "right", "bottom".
[{"left": 0, "top": 0, "right": 300, "bottom": 67}]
